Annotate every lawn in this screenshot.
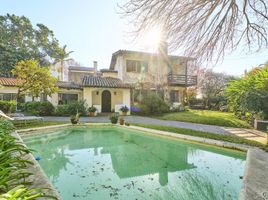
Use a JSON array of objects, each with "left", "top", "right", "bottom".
[
  {"left": 13, "top": 121, "right": 68, "bottom": 129},
  {"left": 157, "top": 109, "right": 251, "bottom": 128},
  {"left": 130, "top": 123, "right": 267, "bottom": 149}
]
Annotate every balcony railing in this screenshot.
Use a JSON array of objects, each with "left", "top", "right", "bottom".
[{"left": 168, "top": 73, "right": 197, "bottom": 86}]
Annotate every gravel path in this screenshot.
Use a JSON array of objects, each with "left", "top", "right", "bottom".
[{"left": 43, "top": 116, "right": 231, "bottom": 135}]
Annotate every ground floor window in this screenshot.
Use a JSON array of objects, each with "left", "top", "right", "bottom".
[
  {"left": 170, "top": 90, "right": 180, "bottom": 103},
  {"left": 40, "top": 93, "right": 47, "bottom": 102},
  {"left": 0, "top": 93, "right": 16, "bottom": 101},
  {"left": 58, "top": 93, "right": 78, "bottom": 104}
]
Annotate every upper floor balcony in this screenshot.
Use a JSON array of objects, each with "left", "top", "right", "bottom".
[{"left": 167, "top": 73, "right": 197, "bottom": 86}]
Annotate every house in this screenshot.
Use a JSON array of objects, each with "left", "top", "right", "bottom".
[
  {"left": 109, "top": 48, "right": 197, "bottom": 104},
  {"left": 0, "top": 47, "right": 197, "bottom": 115}
]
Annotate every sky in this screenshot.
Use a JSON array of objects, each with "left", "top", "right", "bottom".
[{"left": 0, "top": 0, "right": 267, "bottom": 76}]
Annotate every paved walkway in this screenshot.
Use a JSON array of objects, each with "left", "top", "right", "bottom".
[{"left": 43, "top": 116, "right": 267, "bottom": 144}]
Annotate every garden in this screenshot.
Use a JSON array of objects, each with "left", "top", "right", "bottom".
[{"left": 0, "top": 119, "right": 57, "bottom": 199}]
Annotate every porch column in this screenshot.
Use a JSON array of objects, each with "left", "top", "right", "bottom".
[
  {"left": 123, "top": 89, "right": 131, "bottom": 115},
  {"left": 83, "top": 88, "right": 93, "bottom": 107}
]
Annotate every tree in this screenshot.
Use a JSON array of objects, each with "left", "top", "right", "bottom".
[
  {"left": 0, "top": 14, "right": 64, "bottom": 77},
  {"left": 226, "top": 65, "right": 268, "bottom": 120},
  {"left": 12, "top": 60, "right": 58, "bottom": 100},
  {"left": 198, "top": 69, "right": 235, "bottom": 108},
  {"left": 53, "top": 45, "right": 74, "bottom": 81},
  {"left": 120, "top": 0, "right": 268, "bottom": 62}
]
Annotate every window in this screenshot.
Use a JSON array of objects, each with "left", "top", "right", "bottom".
[
  {"left": 170, "top": 90, "right": 180, "bottom": 103},
  {"left": 40, "top": 93, "right": 47, "bottom": 102},
  {"left": 126, "top": 60, "right": 148, "bottom": 73},
  {"left": 0, "top": 93, "right": 16, "bottom": 101},
  {"left": 58, "top": 93, "right": 78, "bottom": 104}
]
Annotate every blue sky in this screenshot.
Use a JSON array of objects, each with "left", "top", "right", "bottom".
[{"left": 0, "top": 0, "right": 267, "bottom": 75}]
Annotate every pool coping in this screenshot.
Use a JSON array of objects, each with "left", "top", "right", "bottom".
[
  {"left": 13, "top": 131, "right": 62, "bottom": 200},
  {"left": 240, "top": 148, "right": 268, "bottom": 200},
  {"left": 16, "top": 123, "right": 268, "bottom": 200}
]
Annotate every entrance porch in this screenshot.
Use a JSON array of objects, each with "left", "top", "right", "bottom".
[{"left": 83, "top": 87, "right": 131, "bottom": 115}]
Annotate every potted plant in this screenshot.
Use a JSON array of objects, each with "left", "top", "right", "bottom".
[
  {"left": 119, "top": 117, "right": 125, "bottom": 125},
  {"left": 110, "top": 114, "right": 119, "bottom": 124},
  {"left": 70, "top": 112, "right": 80, "bottom": 124},
  {"left": 88, "top": 106, "right": 97, "bottom": 117},
  {"left": 120, "top": 105, "right": 129, "bottom": 116}
]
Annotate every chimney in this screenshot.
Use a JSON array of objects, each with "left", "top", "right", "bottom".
[{"left": 93, "top": 61, "right": 98, "bottom": 74}]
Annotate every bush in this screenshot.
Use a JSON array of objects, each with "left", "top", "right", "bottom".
[
  {"left": 22, "top": 101, "right": 55, "bottom": 116},
  {"left": 110, "top": 114, "right": 119, "bottom": 124},
  {"left": 55, "top": 104, "right": 69, "bottom": 116},
  {"left": 55, "top": 100, "right": 87, "bottom": 116},
  {"left": 66, "top": 101, "right": 87, "bottom": 116},
  {"left": 226, "top": 66, "right": 268, "bottom": 120},
  {"left": 0, "top": 100, "right": 16, "bottom": 113},
  {"left": 88, "top": 106, "right": 97, "bottom": 113},
  {"left": 0, "top": 119, "right": 15, "bottom": 134},
  {"left": 139, "top": 92, "right": 170, "bottom": 115},
  {"left": 70, "top": 113, "right": 80, "bottom": 124}
]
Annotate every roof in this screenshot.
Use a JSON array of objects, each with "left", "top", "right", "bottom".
[
  {"left": 82, "top": 76, "right": 132, "bottom": 88},
  {"left": 69, "top": 66, "right": 95, "bottom": 71},
  {"left": 0, "top": 77, "right": 23, "bottom": 86},
  {"left": 109, "top": 50, "right": 195, "bottom": 70},
  {"left": 56, "top": 81, "right": 82, "bottom": 90},
  {"left": 100, "top": 69, "right": 118, "bottom": 73}
]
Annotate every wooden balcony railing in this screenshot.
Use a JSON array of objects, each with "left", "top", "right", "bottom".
[{"left": 167, "top": 73, "right": 197, "bottom": 86}]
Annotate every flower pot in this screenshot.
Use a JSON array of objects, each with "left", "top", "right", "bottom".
[
  {"left": 122, "top": 111, "right": 127, "bottom": 116},
  {"left": 88, "top": 112, "right": 95, "bottom": 117},
  {"left": 119, "top": 118, "right": 125, "bottom": 125}
]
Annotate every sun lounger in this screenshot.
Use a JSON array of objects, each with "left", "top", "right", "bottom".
[
  {"left": 0, "top": 110, "right": 14, "bottom": 120},
  {"left": 0, "top": 110, "right": 43, "bottom": 122}
]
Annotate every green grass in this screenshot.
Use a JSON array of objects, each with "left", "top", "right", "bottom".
[
  {"left": 13, "top": 121, "right": 68, "bottom": 130},
  {"left": 156, "top": 109, "right": 251, "bottom": 128},
  {"left": 130, "top": 123, "right": 267, "bottom": 149}
]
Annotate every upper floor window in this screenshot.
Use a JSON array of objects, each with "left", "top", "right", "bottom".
[{"left": 126, "top": 60, "right": 148, "bottom": 73}]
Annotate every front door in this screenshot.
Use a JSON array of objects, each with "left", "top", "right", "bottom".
[{"left": 101, "top": 90, "right": 111, "bottom": 112}]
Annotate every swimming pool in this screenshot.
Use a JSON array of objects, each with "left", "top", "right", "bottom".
[{"left": 22, "top": 126, "right": 246, "bottom": 200}]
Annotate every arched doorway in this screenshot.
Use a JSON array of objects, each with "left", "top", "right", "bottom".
[{"left": 101, "top": 90, "right": 111, "bottom": 112}]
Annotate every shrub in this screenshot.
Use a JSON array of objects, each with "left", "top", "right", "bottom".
[
  {"left": 110, "top": 114, "right": 119, "bottom": 124},
  {"left": 0, "top": 100, "right": 16, "bottom": 113},
  {"left": 55, "top": 101, "right": 87, "bottom": 116},
  {"left": 70, "top": 113, "right": 80, "bottom": 124},
  {"left": 139, "top": 92, "right": 170, "bottom": 115},
  {"left": 0, "top": 119, "right": 15, "bottom": 135},
  {"left": 130, "top": 105, "right": 141, "bottom": 115},
  {"left": 55, "top": 104, "right": 69, "bottom": 116},
  {"left": 22, "top": 101, "right": 55, "bottom": 116},
  {"left": 226, "top": 66, "right": 268, "bottom": 120},
  {"left": 88, "top": 106, "right": 97, "bottom": 113}
]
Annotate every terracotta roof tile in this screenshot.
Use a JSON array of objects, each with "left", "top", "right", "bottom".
[
  {"left": 0, "top": 77, "right": 24, "bottom": 86},
  {"left": 82, "top": 76, "right": 132, "bottom": 88},
  {"left": 56, "top": 81, "right": 82, "bottom": 89}
]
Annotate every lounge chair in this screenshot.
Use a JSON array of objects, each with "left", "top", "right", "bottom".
[
  {"left": 0, "top": 110, "right": 43, "bottom": 122},
  {"left": 0, "top": 110, "right": 14, "bottom": 120}
]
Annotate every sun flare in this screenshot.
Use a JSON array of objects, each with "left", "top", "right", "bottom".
[{"left": 142, "top": 27, "right": 163, "bottom": 51}]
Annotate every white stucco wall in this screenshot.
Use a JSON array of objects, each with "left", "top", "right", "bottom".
[
  {"left": 0, "top": 86, "right": 18, "bottom": 94},
  {"left": 83, "top": 87, "right": 131, "bottom": 115}
]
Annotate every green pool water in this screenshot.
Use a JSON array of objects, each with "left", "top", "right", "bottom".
[{"left": 22, "top": 126, "right": 246, "bottom": 200}]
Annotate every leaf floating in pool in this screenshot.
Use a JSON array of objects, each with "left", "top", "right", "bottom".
[
  {"left": 138, "top": 188, "right": 144, "bottom": 193},
  {"left": 73, "top": 193, "right": 80, "bottom": 198}
]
